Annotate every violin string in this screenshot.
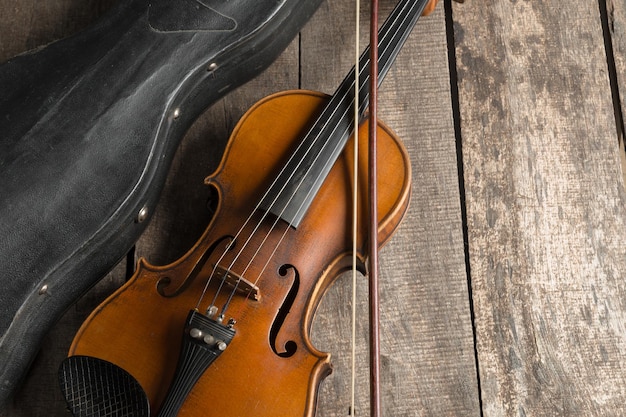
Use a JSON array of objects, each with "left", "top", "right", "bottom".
[
  {"left": 195, "top": 0, "right": 422, "bottom": 319},
  {"left": 219, "top": 217, "right": 290, "bottom": 316},
  {"left": 194, "top": 96, "right": 361, "bottom": 313}
]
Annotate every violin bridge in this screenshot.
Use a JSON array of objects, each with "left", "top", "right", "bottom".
[{"left": 213, "top": 265, "right": 260, "bottom": 300}]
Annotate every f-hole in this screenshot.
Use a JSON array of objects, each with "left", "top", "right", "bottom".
[
  {"left": 269, "top": 264, "right": 299, "bottom": 358},
  {"left": 157, "top": 235, "right": 234, "bottom": 298}
]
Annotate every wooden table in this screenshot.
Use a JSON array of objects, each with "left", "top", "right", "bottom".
[{"left": 2, "top": 0, "right": 626, "bottom": 415}]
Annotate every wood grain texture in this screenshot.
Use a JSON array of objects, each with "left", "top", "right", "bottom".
[{"left": 453, "top": 0, "right": 626, "bottom": 415}]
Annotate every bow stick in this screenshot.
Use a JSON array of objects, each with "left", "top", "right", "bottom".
[{"left": 367, "top": 0, "right": 381, "bottom": 415}]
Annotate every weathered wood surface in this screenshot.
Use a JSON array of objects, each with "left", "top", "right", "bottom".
[
  {"left": 454, "top": 0, "right": 626, "bottom": 416},
  {"left": 3, "top": 0, "right": 626, "bottom": 416}
]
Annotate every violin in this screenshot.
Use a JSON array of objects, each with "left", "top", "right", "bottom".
[{"left": 60, "top": 0, "right": 439, "bottom": 415}]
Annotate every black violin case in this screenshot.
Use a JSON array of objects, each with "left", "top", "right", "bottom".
[{"left": 0, "top": 0, "right": 322, "bottom": 407}]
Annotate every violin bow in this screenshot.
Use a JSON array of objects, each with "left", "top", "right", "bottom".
[
  {"left": 363, "top": 1, "right": 441, "bottom": 416},
  {"left": 367, "top": 0, "right": 381, "bottom": 414}
]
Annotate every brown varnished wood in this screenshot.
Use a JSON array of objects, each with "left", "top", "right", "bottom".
[
  {"left": 68, "top": 90, "right": 411, "bottom": 417},
  {"left": 422, "top": 0, "right": 440, "bottom": 16}
]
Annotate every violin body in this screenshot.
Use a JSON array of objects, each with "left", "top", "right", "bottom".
[
  {"left": 65, "top": 90, "right": 411, "bottom": 416},
  {"left": 0, "top": 0, "right": 322, "bottom": 407}
]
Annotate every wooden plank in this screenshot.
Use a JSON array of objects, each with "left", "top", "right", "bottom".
[
  {"left": 453, "top": 0, "right": 626, "bottom": 415},
  {"left": 301, "top": 2, "right": 479, "bottom": 416}
]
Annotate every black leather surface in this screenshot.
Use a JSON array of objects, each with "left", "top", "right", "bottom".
[{"left": 0, "top": 0, "right": 322, "bottom": 407}]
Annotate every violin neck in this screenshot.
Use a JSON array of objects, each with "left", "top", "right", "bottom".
[{"left": 260, "top": 0, "right": 430, "bottom": 227}]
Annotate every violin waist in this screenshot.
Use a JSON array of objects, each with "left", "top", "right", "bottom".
[{"left": 0, "top": 0, "right": 322, "bottom": 408}]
